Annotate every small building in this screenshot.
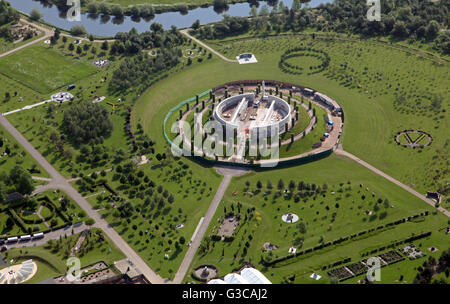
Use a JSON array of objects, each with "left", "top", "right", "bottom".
[
  {"left": 426, "top": 192, "right": 441, "bottom": 203},
  {"left": 302, "top": 88, "right": 315, "bottom": 96}
]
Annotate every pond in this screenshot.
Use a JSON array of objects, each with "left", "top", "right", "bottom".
[{"left": 8, "top": 0, "right": 333, "bottom": 37}]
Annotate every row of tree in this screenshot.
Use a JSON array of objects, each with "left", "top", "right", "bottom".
[
  {"left": 109, "top": 49, "right": 182, "bottom": 91},
  {"left": 195, "top": 0, "right": 449, "bottom": 54}
]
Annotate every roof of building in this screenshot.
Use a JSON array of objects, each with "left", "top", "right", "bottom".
[
  {"left": 207, "top": 279, "right": 227, "bottom": 284},
  {"left": 240, "top": 268, "right": 272, "bottom": 284},
  {"left": 2, "top": 192, "right": 23, "bottom": 204},
  {"left": 224, "top": 273, "right": 249, "bottom": 284}
]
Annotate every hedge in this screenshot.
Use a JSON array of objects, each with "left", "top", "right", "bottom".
[{"left": 262, "top": 211, "right": 431, "bottom": 267}]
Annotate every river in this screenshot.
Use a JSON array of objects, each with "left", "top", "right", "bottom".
[{"left": 8, "top": 0, "right": 333, "bottom": 37}]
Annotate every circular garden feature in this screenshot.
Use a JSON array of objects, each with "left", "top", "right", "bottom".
[
  {"left": 282, "top": 213, "right": 299, "bottom": 223},
  {"left": 279, "top": 47, "right": 330, "bottom": 75},
  {"left": 192, "top": 265, "right": 218, "bottom": 282},
  {"left": 183, "top": 48, "right": 201, "bottom": 59},
  {"left": 394, "top": 130, "right": 432, "bottom": 148},
  {"left": 165, "top": 80, "right": 344, "bottom": 167}
]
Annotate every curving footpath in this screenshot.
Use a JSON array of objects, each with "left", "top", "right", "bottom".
[
  {"left": 0, "top": 115, "right": 167, "bottom": 284},
  {"left": 180, "top": 28, "right": 238, "bottom": 63},
  {"left": 0, "top": 19, "right": 52, "bottom": 59},
  {"left": 335, "top": 147, "right": 450, "bottom": 218}
]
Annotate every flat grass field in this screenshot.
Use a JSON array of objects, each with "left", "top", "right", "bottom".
[
  {"left": 185, "top": 154, "right": 450, "bottom": 283},
  {"left": 132, "top": 34, "right": 449, "bottom": 195},
  {"left": 0, "top": 43, "right": 97, "bottom": 94}
]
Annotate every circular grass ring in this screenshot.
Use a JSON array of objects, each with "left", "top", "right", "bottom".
[{"left": 279, "top": 47, "right": 331, "bottom": 75}]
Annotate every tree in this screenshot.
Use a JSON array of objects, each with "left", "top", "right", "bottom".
[
  {"left": 150, "top": 22, "right": 163, "bottom": 33},
  {"left": 256, "top": 180, "right": 262, "bottom": 189},
  {"left": 291, "top": 0, "right": 302, "bottom": 11},
  {"left": 391, "top": 21, "right": 408, "bottom": 38},
  {"left": 192, "top": 19, "right": 200, "bottom": 30},
  {"left": 85, "top": 218, "right": 95, "bottom": 226},
  {"left": 62, "top": 101, "right": 113, "bottom": 145},
  {"left": 101, "top": 40, "right": 109, "bottom": 51},
  {"left": 425, "top": 20, "right": 440, "bottom": 40},
  {"left": 8, "top": 166, "right": 34, "bottom": 195},
  {"left": 277, "top": 179, "right": 284, "bottom": 190},
  {"left": 68, "top": 43, "right": 75, "bottom": 51},
  {"left": 30, "top": 8, "right": 42, "bottom": 21},
  {"left": 53, "top": 28, "right": 60, "bottom": 40},
  {"left": 250, "top": 6, "right": 258, "bottom": 17},
  {"left": 70, "top": 25, "right": 87, "bottom": 36},
  {"left": 111, "top": 5, "right": 124, "bottom": 16},
  {"left": 259, "top": 5, "right": 270, "bottom": 16},
  {"left": 0, "top": 182, "right": 6, "bottom": 203}
]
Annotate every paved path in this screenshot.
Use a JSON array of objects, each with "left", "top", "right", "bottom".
[
  {"left": 31, "top": 176, "right": 52, "bottom": 182},
  {"left": 173, "top": 165, "right": 249, "bottom": 283},
  {"left": 335, "top": 148, "right": 450, "bottom": 218},
  {"left": 0, "top": 19, "right": 52, "bottom": 59},
  {"left": 36, "top": 205, "right": 50, "bottom": 228},
  {"left": 0, "top": 115, "right": 167, "bottom": 283},
  {"left": 173, "top": 174, "right": 232, "bottom": 283},
  {"left": 0, "top": 18, "right": 115, "bottom": 60},
  {"left": 180, "top": 28, "right": 238, "bottom": 63},
  {"left": 4, "top": 223, "right": 88, "bottom": 249}
]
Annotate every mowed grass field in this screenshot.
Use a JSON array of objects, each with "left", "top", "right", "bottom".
[
  {"left": 132, "top": 34, "right": 449, "bottom": 196},
  {"left": 0, "top": 124, "right": 48, "bottom": 177},
  {"left": 0, "top": 43, "right": 97, "bottom": 93},
  {"left": 186, "top": 154, "right": 449, "bottom": 283}
]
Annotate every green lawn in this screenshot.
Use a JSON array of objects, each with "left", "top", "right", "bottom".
[
  {"left": 0, "top": 124, "right": 48, "bottom": 177},
  {"left": 0, "top": 42, "right": 97, "bottom": 93},
  {"left": 185, "top": 154, "right": 449, "bottom": 283},
  {"left": 133, "top": 33, "right": 449, "bottom": 196},
  {"left": 70, "top": 155, "right": 223, "bottom": 280}
]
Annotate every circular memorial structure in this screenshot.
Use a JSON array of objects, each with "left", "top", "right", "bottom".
[{"left": 214, "top": 82, "right": 291, "bottom": 137}]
